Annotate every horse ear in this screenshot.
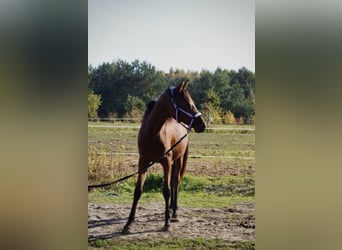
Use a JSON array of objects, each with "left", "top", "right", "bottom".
[
  {"left": 176, "top": 81, "right": 185, "bottom": 92},
  {"left": 183, "top": 81, "right": 189, "bottom": 90},
  {"left": 176, "top": 81, "right": 189, "bottom": 92}
]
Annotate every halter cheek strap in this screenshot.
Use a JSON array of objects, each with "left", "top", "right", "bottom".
[{"left": 169, "top": 87, "right": 202, "bottom": 130}]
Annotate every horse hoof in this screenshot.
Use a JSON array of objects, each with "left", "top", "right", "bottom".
[
  {"left": 170, "top": 217, "right": 180, "bottom": 222},
  {"left": 121, "top": 227, "right": 130, "bottom": 235},
  {"left": 163, "top": 224, "right": 170, "bottom": 231}
]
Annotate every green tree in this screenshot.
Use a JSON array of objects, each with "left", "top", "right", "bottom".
[
  {"left": 88, "top": 61, "right": 255, "bottom": 123},
  {"left": 204, "top": 88, "right": 221, "bottom": 108},
  {"left": 223, "top": 111, "right": 236, "bottom": 124},
  {"left": 190, "top": 70, "right": 213, "bottom": 107},
  {"left": 228, "top": 84, "right": 254, "bottom": 123},
  {"left": 90, "top": 59, "right": 167, "bottom": 118},
  {"left": 202, "top": 102, "right": 223, "bottom": 125},
  {"left": 88, "top": 91, "right": 102, "bottom": 120},
  {"left": 212, "top": 68, "right": 231, "bottom": 112},
  {"left": 125, "top": 95, "right": 145, "bottom": 112},
  {"left": 230, "top": 67, "right": 255, "bottom": 100}
]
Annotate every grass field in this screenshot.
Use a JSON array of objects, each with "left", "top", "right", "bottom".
[{"left": 88, "top": 122, "right": 255, "bottom": 249}]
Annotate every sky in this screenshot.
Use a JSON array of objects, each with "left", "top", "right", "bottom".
[{"left": 88, "top": 0, "right": 255, "bottom": 72}]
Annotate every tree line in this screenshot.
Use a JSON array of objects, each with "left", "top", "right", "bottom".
[{"left": 88, "top": 59, "right": 255, "bottom": 124}]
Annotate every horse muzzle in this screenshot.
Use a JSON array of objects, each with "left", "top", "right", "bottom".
[{"left": 193, "top": 117, "right": 206, "bottom": 133}]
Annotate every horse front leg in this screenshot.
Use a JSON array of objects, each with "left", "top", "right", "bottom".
[
  {"left": 162, "top": 158, "right": 172, "bottom": 231},
  {"left": 170, "top": 185, "right": 179, "bottom": 222},
  {"left": 121, "top": 161, "right": 147, "bottom": 234},
  {"left": 171, "top": 158, "right": 182, "bottom": 222},
  {"left": 170, "top": 162, "right": 176, "bottom": 211}
]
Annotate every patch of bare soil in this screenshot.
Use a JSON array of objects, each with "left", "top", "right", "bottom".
[
  {"left": 88, "top": 202, "right": 254, "bottom": 243},
  {"left": 186, "top": 162, "right": 255, "bottom": 177}
]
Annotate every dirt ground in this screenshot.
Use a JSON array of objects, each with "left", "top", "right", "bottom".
[
  {"left": 88, "top": 201, "right": 255, "bottom": 243},
  {"left": 88, "top": 130, "right": 255, "bottom": 246}
]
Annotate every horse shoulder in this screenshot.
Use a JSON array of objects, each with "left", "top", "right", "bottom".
[{"left": 160, "top": 119, "right": 188, "bottom": 146}]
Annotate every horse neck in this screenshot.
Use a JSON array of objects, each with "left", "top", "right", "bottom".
[{"left": 142, "top": 93, "right": 173, "bottom": 136}]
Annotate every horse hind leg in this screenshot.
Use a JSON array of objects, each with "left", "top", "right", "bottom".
[{"left": 121, "top": 168, "right": 147, "bottom": 234}]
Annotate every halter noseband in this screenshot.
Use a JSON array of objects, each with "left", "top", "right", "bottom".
[{"left": 168, "top": 87, "right": 202, "bottom": 130}]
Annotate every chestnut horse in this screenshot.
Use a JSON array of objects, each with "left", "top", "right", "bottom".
[{"left": 122, "top": 81, "right": 206, "bottom": 233}]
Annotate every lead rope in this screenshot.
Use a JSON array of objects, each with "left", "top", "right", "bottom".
[{"left": 88, "top": 132, "right": 189, "bottom": 189}]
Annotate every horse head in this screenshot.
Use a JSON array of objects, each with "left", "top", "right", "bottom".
[{"left": 169, "top": 81, "right": 206, "bottom": 133}]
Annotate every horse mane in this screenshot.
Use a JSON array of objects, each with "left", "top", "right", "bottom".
[{"left": 143, "top": 100, "right": 157, "bottom": 119}]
